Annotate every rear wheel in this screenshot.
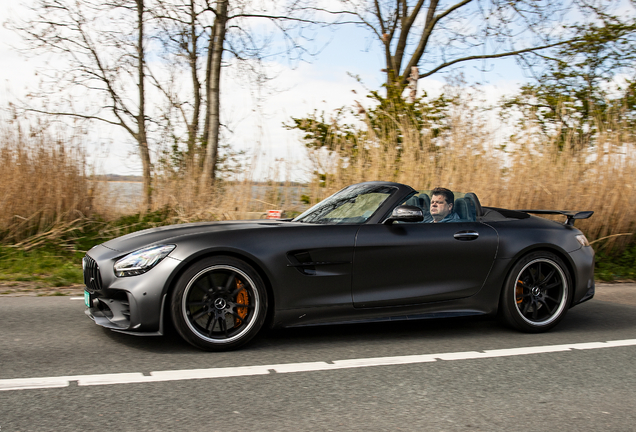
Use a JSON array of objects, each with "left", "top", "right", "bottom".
[
  {"left": 500, "top": 251, "right": 572, "bottom": 332},
  {"left": 171, "top": 256, "right": 267, "bottom": 351}
]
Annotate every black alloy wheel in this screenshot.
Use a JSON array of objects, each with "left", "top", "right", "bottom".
[
  {"left": 500, "top": 251, "right": 572, "bottom": 332},
  {"left": 171, "top": 256, "right": 268, "bottom": 351}
]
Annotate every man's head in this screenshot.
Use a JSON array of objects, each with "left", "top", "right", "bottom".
[{"left": 430, "top": 187, "right": 454, "bottom": 222}]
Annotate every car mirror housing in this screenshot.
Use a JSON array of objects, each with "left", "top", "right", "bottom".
[{"left": 385, "top": 205, "right": 424, "bottom": 224}]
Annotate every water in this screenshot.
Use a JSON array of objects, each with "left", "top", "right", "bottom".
[
  {"left": 95, "top": 181, "right": 144, "bottom": 213},
  {"left": 97, "top": 181, "right": 309, "bottom": 216}
]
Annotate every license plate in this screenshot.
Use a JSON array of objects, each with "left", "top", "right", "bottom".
[{"left": 84, "top": 290, "right": 91, "bottom": 308}]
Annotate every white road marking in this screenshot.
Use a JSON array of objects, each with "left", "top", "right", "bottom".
[
  {"left": 2, "top": 338, "right": 635, "bottom": 392},
  {"left": 70, "top": 297, "right": 84, "bottom": 300}
]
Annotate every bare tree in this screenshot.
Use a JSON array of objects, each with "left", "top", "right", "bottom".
[
  {"left": 10, "top": 0, "right": 154, "bottom": 209},
  {"left": 148, "top": 0, "right": 332, "bottom": 190},
  {"left": 197, "top": 0, "right": 337, "bottom": 189},
  {"left": 200, "top": 0, "right": 228, "bottom": 190},
  {"left": 150, "top": 0, "right": 207, "bottom": 170},
  {"left": 331, "top": 0, "right": 584, "bottom": 97}
]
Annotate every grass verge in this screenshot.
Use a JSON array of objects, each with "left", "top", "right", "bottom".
[
  {"left": 0, "top": 209, "right": 179, "bottom": 292},
  {"left": 595, "top": 245, "right": 636, "bottom": 282},
  {"left": 0, "top": 247, "right": 83, "bottom": 288}
]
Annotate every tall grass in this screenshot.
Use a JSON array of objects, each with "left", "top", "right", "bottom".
[
  {"left": 0, "top": 124, "right": 94, "bottom": 245},
  {"left": 301, "top": 96, "right": 636, "bottom": 251},
  {"left": 1, "top": 94, "right": 634, "bottom": 257},
  {"left": 0, "top": 120, "right": 304, "bottom": 246}
]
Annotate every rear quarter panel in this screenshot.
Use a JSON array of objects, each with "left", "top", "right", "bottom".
[{"left": 480, "top": 215, "right": 593, "bottom": 307}]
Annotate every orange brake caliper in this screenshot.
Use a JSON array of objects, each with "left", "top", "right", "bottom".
[
  {"left": 235, "top": 280, "right": 249, "bottom": 326},
  {"left": 516, "top": 280, "right": 524, "bottom": 304}
]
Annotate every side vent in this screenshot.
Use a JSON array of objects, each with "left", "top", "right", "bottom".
[
  {"left": 287, "top": 251, "right": 316, "bottom": 275},
  {"left": 286, "top": 251, "right": 350, "bottom": 276}
]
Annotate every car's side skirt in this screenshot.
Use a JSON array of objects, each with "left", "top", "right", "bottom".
[
  {"left": 284, "top": 310, "right": 486, "bottom": 328},
  {"left": 272, "top": 296, "right": 497, "bottom": 329}
]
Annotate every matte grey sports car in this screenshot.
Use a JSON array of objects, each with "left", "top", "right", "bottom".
[{"left": 83, "top": 181, "right": 595, "bottom": 351}]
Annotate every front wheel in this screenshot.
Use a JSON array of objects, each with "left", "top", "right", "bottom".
[
  {"left": 171, "top": 256, "right": 268, "bottom": 351},
  {"left": 500, "top": 251, "right": 572, "bottom": 333}
]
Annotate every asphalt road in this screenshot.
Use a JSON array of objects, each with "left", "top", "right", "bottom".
[{"left": 1, "top": 284, "right": 636, "bottom": 431}]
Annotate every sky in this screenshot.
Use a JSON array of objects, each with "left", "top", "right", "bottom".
[{"left": 0, "top": 1, "right": 577, "bottom": 181}]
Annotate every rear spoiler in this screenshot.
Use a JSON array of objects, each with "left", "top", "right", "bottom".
[{"left": 517, "top": 210, "right": 594, "bottom": 226}]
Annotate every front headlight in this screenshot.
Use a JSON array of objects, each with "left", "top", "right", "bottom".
[
  {"left": 575, "top": 234, "right": 590, "bottom": 247},
  {"left": 114, "top": 244, "right": 176, "bottom": 277}
]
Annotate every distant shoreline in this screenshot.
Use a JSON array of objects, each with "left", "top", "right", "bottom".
[
  {"left": 92, "top": 175, "right": 143, "bottom": 182},
  {"left": 90, "top": 175, "right": 309, "bottom": 186},
  {"left": 92, "top": 179, "right": 143, "bottom": 183}
]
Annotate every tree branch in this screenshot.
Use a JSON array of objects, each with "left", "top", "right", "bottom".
[
  {"left": 418, "top": 40, "right": 575, "bottom": 79},
  {"left": 24, "top": 108, "right": 129, "bottom": 130},
  {"left": 394, "top": 0, "right": 426, "bottom": 73}
]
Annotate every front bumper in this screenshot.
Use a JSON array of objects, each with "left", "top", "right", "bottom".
[
  {"left": 83, "top": 244, "right": 182, "bottom": 334},
  {"left": 84, "top": 294, "right": 168, "bottom": 336}
]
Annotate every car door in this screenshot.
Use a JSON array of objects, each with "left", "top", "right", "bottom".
[
  {"left": 351, "top": 221, "right": 498, "bottom": 308},
  {"left": 271, "top": 223, "right": 360, "bottom": 310}
]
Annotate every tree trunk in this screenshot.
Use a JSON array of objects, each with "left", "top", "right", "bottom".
[
  {"left": 187, "top": 0, "right": 201, "bottom": 167},
  {"left": 200, "top": 0, "right": 228, "bottom": 191},
  {"left": 136, "top": 0, "right": 152, "bottom": 210},
  {"left": 202, "top": 23, "right": 214, "bottom": 155}
]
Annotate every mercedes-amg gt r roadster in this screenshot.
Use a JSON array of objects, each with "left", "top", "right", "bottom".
[{"left": 83, "top": 181, "right": 595, "bottom": 351}]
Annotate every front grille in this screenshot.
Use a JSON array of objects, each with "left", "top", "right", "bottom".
[{"left": 83, "top": 256, "right": 103, "bottom": 291}]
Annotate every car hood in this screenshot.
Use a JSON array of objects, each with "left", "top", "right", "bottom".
[{"left": 101, "top": 219, "right": 288, "bottom": 253}]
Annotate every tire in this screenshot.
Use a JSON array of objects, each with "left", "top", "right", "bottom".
[
  {"left": 500, "top": 251, "right": 572, "bottom": 333},
  {"left": 170, "top": 256, "right": 268, "bottom": 351}
]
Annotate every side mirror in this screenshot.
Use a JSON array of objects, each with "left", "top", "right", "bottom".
[{"left": 384, "top": 205, "right": 424, "bottom": 224}]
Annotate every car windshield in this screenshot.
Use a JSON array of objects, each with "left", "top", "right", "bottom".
[{"left": 293, "top": 184, "right": 397, "bottom": 224}]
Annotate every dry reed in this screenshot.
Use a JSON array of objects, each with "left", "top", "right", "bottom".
[
  {"left": 2, "top": 92, "right": 634, "bottom": 255},
  {"left": 150, "top": 166, "right": 305, "bottom": 223},
  {"left": 302, "top": 97, "right": 636, "bottom": 251},
  {"left": 0, "top": 125, "right": 94, "bottom": 243}
]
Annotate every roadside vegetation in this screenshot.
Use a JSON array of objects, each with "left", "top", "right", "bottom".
[
  {"left": 1, "top": 92, "right": 635, "bottom": 292},
  {"left": 1, "top": 1, "right": 635, "bottom": 291},
  {"left": 0, "top": 122, "right": 309, "bottom": 291}
]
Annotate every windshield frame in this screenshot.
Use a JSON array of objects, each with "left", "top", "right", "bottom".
[{"left": 292, "top": 184, "right": 400, "bottom": 225}]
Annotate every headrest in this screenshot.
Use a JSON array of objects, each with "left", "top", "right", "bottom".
[
  {"left": 454, "top": 198, "right": 469, "bottom": 220},
  {"left": 464, "top": 192, "right": 483, "bottom": 217}
]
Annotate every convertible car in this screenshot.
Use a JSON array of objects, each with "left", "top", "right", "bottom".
[{"left": 83, "top": 181, "right": 595, "bottom": 351}]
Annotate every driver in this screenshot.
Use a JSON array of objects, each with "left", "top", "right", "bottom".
[{"left": 429, "top": 187, "right": 461, "bottom": 223}]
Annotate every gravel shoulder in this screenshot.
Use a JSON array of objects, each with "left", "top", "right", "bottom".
[{"left": 0, "top": 282, "right": 86, "bottom": 297}]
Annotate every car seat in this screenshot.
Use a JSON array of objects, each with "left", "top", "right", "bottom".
[{"left": 454, "top": 197, "right": 470, "bottom": 221}]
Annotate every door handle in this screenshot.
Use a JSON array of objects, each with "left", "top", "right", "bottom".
[{"left": 454, "top": 231, "right": 479, "bottom": 241}]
